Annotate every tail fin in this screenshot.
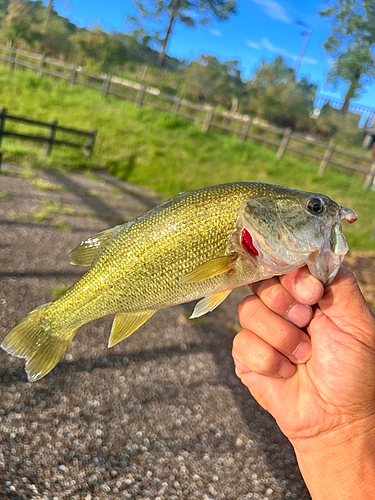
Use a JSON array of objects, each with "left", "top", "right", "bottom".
[{"left": 1, "top": 303, "right": 75, "bottom": 382}]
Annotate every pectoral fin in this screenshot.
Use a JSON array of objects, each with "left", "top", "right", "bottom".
[
  {"left": 181, "top": 253, "right": 238, "bottom": 284},
  {"left": 108, "top": 310, "right": 156, "bottom": 347},
  {"left": 190, "top": 289, "right": 233, "bottom": 319},
  {"left": 69, "top": 225, "right": 122, "bottom": 266}
]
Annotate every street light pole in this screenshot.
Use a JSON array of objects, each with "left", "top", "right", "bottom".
[{"left": 294, "top": 20, "right": 312, "bottom": 79}]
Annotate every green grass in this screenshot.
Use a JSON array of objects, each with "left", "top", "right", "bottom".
[
  {"left": 0, "top": 67, "right": 374, "bottom": 251},
  {"left": 9, "top": 199, "right": 95, "bottom": 224}
]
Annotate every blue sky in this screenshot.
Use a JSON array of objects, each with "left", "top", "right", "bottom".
[{"left": 49, "top": 0, "right": 374, "bottom": 109}]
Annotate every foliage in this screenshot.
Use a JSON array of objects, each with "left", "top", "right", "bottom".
[
  {"left": 319, "top": 0, "right": 375, "bottom": 112},
  {"left": 0, "top": 0, "right": 76, "bottom": 57},
  {"left": 127, "top": 0, "right": 237, "bottom": 67},
  {"left": 311, "top": 105, "right": 363, "bottom": 147},
  {"left": 181, "top": 55, "right": 244, "bottom": 107},
  {"left": 1, "top": 0, "right": 44, "bottom": 47},
  {"left": 38, "top": 16, "right": 72, "bottom": 57},
  {"left": 69, "top": 29, "right": 127, "bottom": 71},
  {"left": 240, "top": 57, "right": 317, "bottom": 130}
]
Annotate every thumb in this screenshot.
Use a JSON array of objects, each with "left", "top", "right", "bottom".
[{"left": 318, "top": 266, "right": 375, "bottom": 348}]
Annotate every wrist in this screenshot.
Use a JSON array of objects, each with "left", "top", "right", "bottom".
[{"left": 292, "top": 417, "right": 375, "bottom": 500}]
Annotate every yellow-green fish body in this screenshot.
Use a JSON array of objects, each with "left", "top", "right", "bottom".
[{"left": 1, "top": 182, "right": 357, "bottom": 381}]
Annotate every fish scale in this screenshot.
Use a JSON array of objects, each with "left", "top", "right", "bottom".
[{"left": 1, "top": 182, "right": 357, "bottom": 381}]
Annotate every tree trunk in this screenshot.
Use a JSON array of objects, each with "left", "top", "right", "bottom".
[
  {"left": 340, "top": 97, "right": 350, "bottom": 115},
  {"left": 44, "top": 0, "right": 53, "bottom": 24},
  {"left": 340, "top": 71, "right": 361, "bottom": 115},
  {"left": 157, "top": 14, "right": 175, "bottom": 68}
]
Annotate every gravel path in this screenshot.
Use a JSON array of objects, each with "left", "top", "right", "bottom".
[{"left": 1, "top": 165, "right": 373, "bottom": 500}]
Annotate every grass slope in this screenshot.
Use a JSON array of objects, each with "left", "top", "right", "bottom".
[{"left": 0, "top": 68, "right": 374, "bottom": 251}]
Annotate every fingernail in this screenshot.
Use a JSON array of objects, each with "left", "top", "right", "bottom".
[
  {"left": 295, "top": 277, "right": 316, "bottom": 303},
  {"left": 286, "top": 303, "right": 312, "bottom": 328},
  {"left": 278, "top": 360, "right": 295, "bottom": 378},
  {"left": 293, "top": 341, "right": 312, "bottom": 364}
]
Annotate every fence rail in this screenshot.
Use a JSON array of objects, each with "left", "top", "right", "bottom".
[
  {"left": 0, "top": 44, "right": 374, "bottom": 189},
  {"left": 0, "top": 106, "right": 96, "bottom": 168}
]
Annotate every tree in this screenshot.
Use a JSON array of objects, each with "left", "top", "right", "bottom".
[
  {"left": 320, "top": 0, "right": 375, "bottom": 113},
  {"left": 69, "top": 29, "right": 127, "bottom": 71},
  {"left": 39, "top": 16, "right": 72, "bottom": 57},
  {"left": 0, "top": 0, "right": 9, "bottom": 24},
  {"left": 1, "top": 0, "right": 43, "bottom": 47},
  {"left": 181, "top": 55, "right": 244, "bottom": 107},
  {"left": 241, "top": 57, "right": 317, "bottom": 130},
  {"left": 127, "top": 0, "right": 237, "bottom": 67}
]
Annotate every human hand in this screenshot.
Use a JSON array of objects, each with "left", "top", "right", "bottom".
[{"left": 232, "top": 266, "right": 375, "bottom": 498}]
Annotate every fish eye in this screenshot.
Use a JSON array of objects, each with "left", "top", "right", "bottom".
[{"left": 307, "top": 197, "right": 325, "bottom": 215}]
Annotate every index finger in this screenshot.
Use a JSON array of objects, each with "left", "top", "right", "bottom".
[{"left": 279, "top": 266, "right": 324, "bottom": 305}]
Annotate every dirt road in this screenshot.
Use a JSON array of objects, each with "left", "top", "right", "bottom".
[{"left": 1, "top": 164, "right": 374, "bottom": 500}]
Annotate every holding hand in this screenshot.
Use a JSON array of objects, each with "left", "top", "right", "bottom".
[{"left": 233, "top": 266, "right": 375, "bottom": 499}]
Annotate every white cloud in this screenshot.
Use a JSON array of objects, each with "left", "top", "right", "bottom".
[
  {"left": 246, "top": 38, "right": 318, "bottom": 65},
  {"left": 208, "top": 29, "right": 221, "bottom": 36},
  {"left": 246, "top": 40, "right": 261, "bottom": 50},
  {"left": 249, "top": 0, "right": 292, "bottom": 24}
]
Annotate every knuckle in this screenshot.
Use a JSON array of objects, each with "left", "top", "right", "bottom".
[
  {"left": 238, "top": 295, "right": 259, "bottom": 325},
  {"left": 232, "top": 329, "right": 251, "bottom": 355},
  {"left": 255, "top": 349, "right": 280, "bottom": 375}
]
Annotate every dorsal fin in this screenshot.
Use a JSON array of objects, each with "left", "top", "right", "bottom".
[{"left": 69, "top": 225, "right": 122, "bottom": 266}]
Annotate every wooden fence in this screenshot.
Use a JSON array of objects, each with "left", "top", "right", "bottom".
[
  {"left": 0, "top": 44, "right": 374, "bottom": 189},
  {"left": 0, "top": 107, "right": 96, "bottom": 169}
]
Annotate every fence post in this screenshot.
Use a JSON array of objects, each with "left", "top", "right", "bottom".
[
  {"left": 240, "top": 116, "right": 252, "bottom": 143},
  {"left": 318, "top": 140, "right": 335, "bottom": 176},
  {"left": 70, "top": 65, "right": 77, "bottom": 85},
  {"left": 363, "top": 162, "right": 375, "bottom": 190},
  {"left": 102, "top": 74, "right": 111, "bottom": 96},
  {"left": 0, "top": 107, "right": 6, "bottom": 164},
  {"left": 45, "top": 118, "right": 57, "bottom": 157},
  {"left": 202, "top": 106, "right": 214, "bottom": 133},
  {"left": 38, "top": 55, "right": 46, "bottom": 77},
  {"left": 8, "top": 47, "right": 16, "bottom": 71},
  {"left": 139, "top": 64, "right": 148, "bottom": 79},
  {"left": 172, "top": 96, "right": 181, "bottom": 114},
  {"left": 85, "top": 129, "right": 97, "bottom": 157},
  {"left": 136, "top": 86, "right": 146, "bottom": 108},
  {"left": 276, "top": 127, "right": 292, "bottom": 160},
  {"left": 0, "top": 107, "right": 7, "bottom": 170}
]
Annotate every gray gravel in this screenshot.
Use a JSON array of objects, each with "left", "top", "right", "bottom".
[{"left": 0, "top": 164, "right": 311, "bottom": 500}]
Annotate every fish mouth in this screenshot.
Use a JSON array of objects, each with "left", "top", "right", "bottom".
[
  {"left": 306, "top": 219, "right": 350, "bottom": 285},
  {"left": 339, "top": 206, "right": 357, "bottom": 224}
]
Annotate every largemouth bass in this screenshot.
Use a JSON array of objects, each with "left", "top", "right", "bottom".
[{"left": 2, "top": 182, "right": 357, "bottom": 381}]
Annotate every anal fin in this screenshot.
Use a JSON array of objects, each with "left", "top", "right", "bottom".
[
  {"left": 181, "top": 253, "right": 238, "bottom": 284},
  {"left": 108, "top": 310, "right": 156, "bottom": 347},
  {"left": 190, "top": 289, "right": 233, "bottom": 319}
]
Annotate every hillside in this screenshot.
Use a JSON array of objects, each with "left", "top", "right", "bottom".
[{"left": 0, "top": 68, "right": 374, "bottom": 251}]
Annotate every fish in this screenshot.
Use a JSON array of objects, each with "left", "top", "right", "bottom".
[{"left": 1, "top": 182, "right": 357, "bottom": 382}]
